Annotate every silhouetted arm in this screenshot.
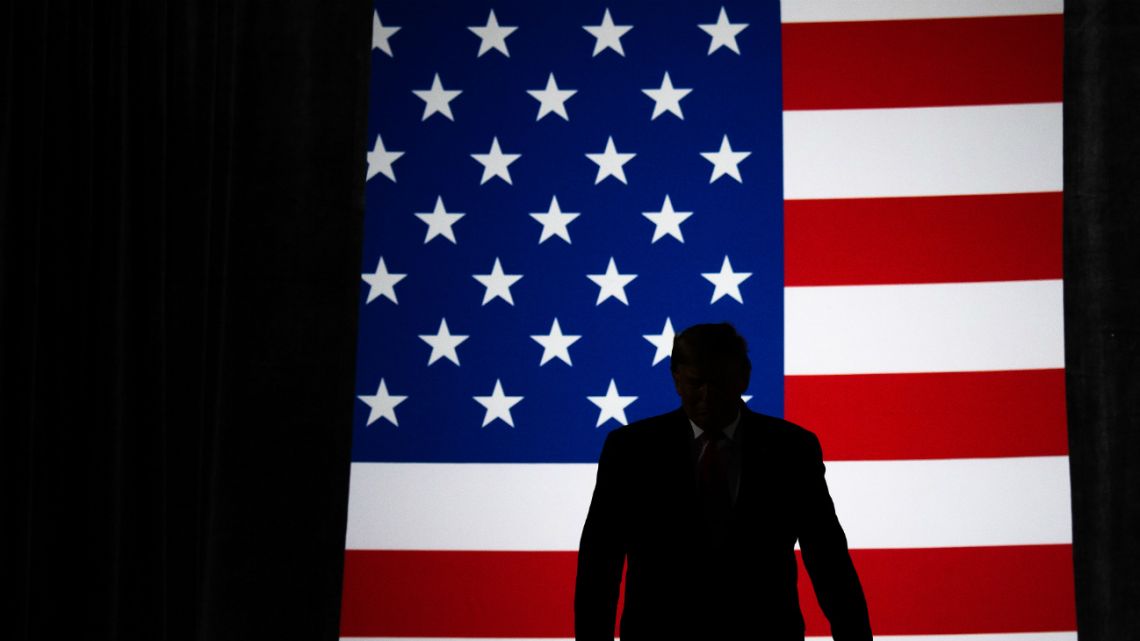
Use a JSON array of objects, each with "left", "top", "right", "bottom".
[
  {"left": 797, "top": 432, "right": 873, "bottom": 641},
  {"left": 575, "top": 431, "right": 627, "bottom": 641}
]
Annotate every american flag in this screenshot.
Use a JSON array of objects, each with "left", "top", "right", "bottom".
[{"left": 344, "top": 1, "right": 1071, "bottom": 639}]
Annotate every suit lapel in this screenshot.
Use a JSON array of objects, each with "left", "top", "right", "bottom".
[
  {"left": 667, "top": 409, "right": 699, "bottom": 501},
  {"left": 734, "top": 408, "right": 769, "bottom": 511}
]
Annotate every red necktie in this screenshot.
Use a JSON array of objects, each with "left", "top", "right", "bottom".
[{"left": 698, "top": 431, "right": 730, "bottom": 511}]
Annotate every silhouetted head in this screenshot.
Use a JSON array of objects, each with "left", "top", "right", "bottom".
[{"left": 671, "top": 323, "right": 750, "bottom": 432}]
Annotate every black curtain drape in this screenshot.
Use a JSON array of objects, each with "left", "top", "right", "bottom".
[
  {"left": 3, "top": 2, "right": 1139, "bottom": 641},
  {"left": 1064, "top": 3, "right": 1140, "bottom": 640},
  {"left": 2, "top": 1, "right": 369, "bottom": 639}
]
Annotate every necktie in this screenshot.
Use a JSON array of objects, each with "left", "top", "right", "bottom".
[{"left": 698, "top": 431, "right": 731, "bottom": 514}]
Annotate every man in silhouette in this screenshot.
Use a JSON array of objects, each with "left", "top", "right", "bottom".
[{"left": 575, "top": 322, "right": 871, "bottom": 641}]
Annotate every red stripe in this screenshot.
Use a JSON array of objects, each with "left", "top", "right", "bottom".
[
  {"left": 784, "top": 193, "right": 1062, "bottom": 287},
  {"left": 804, "top": 545, "right": 1076, "bottom": 636},
  {"left": 785, "top": 369, "right": 1068, "bottom": 461},
  {"left": 340, "top": 550, "right": 576, "bottom": 637},
  {"left": 340, "top": 545, "right": 1075, "bottom": 636},
  {"left": 782, "top": 14, "right": 1063, "bottom": 110}
]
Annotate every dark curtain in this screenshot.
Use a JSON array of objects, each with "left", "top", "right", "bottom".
[
  {"left": 1064, "top": 3, "right": 1140, "bottom": 641},
  {"left": 4, "top": 1, "right": 1140, "bottom": 641},
  {"left": 2, "top": 1, "right": 370, "bottom": 640}
]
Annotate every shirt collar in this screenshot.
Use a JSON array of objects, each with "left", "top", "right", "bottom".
[{"left": 689, "top": 408, "right": 741, "bottom": 441}]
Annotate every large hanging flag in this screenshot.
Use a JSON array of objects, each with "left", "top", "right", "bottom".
[{"left": 344, "top": 1, "right": 1070, "bottom": 639}]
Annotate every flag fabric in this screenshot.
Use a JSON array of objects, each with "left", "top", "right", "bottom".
[{"left": 345, "top": 1, "right": 1070, "bottom": 639}]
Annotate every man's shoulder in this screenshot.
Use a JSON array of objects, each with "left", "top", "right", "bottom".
[
  {"left": 608, "top": 406, "right": 816, "bottom": 431},
  {"left": 606, "top": 408, "right": 688, "bottom": 442},
  {"left": 593, "top": 410, "right": 688, "bottom": 466},
  {"left": 740, "top": 407, "right": 822, "bottom": 451},
  {"left": 607, "top": 406, "right": 819, "bottom": 441},
  {"left": 601, "top": 406, "right": 825, "bottom": 452}
]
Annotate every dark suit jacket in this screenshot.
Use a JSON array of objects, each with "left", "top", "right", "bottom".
[{"left": 575, "top": 406, "right": 871, "bottom": 641}]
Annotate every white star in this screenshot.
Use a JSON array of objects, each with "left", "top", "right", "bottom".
[
  {"left": 701, "top": 135, "right": 751, "bottom": 183},
  {"left": 742, "top": 394, "right": 753, "bottom": 403},
  {"left": 529, "top": 195, "right": 579, "bottom": 244},
  {"left": 473, "top": 379, "right": 523, "bottom": 428},
  {"left": 418, "top": 318, "right": 469, "bottom": 366},
  {"left": 702, "top": 255, "right": 752, "bottom": 303},
  {"left": 366, "top": 134, "right": 404, "bottom": 182},
  {"left": 587, "top": 257, "right": 637, "bottom": 305},
  {"left": 587, "top": 379, "right": 638, "bottom": 428},
  {"left": 358, "top": 378, "right": 407, "bottom": 427},
  {"left": 583, "top": 8, "right": 633, "bottom": 57},
  {"left": 361, "top": 256, "right": 405, "bottom": 304},
  {"left": 372, "top": 11, "right": 400, "bottom": 56},
  {"left": 531, "top": 318, "right": 582, "bottom": 366},
  {"left": 414, "top": 196, "right": 464, "bottom": 243},
  {"left": 642, "top": 195, "right": 693, "bottom": 243},
  {"left": 526, "top": 73, "right": 577, "bottom": 121},
  {"left": 643, "top": 317, "right": 676, "bottom": 366},
  {"left": 698, "top": 7, "right": 748, "bottom": 55},
  {"left": 642, "top": 72, "right": 692, "bottom": 120},
  {"left": 471, "top": 137, "right": 521, "bottom": 185},
  {"left": 468, "top": 9, "right": 517, "bottom": 57},
  {"left": 586, "top": 136, "right": 636, "bottom": 185},
  {"left": 412, "top": 73, "right": 462, "bottom": 121},
  {"left": 472, "top": 257, "right": 522, "bottom": 305}
]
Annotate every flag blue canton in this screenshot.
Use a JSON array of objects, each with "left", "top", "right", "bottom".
[{"left": 355, "top": 0, "right": 784, "bottom": 463}]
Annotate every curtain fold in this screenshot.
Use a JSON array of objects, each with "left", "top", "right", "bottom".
[
  {"left": 1064, "top": 3, "right": 1140, "bottom": 641},
  {"left": 2, "top": 2, "right": 369, "bottom": 639}
]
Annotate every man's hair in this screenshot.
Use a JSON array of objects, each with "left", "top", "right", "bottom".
[{"left": 670, "top": 322, "right": 751, "bottom": 382}]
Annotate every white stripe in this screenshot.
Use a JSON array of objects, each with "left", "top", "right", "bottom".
[
  {"left": 344, "top": 456, "right": 1071, "bottom": 551},
  {"left": 783, "top": 103, "right": 1062, "bottom": 199},
  {"left": 346, "top": 629, "right": 1076, "bottom": 634},
  {"left": 781, "top": 0, "right": 1062, "bottom": 23},
  {"left": 343, "top": 635, "right": 1077, "bottom": 641},
  {"left": 346, "top": 463, "right": 594, "bottom": 551},
  {"left": 814, "top": 636, "right": 1077, "bottom": 641},
  {"left": 784, "top": 280, "right": 1064, "bottom": 376},
  {"left": 827, "top": 456, "right": 1071, "bottom": 549}
]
